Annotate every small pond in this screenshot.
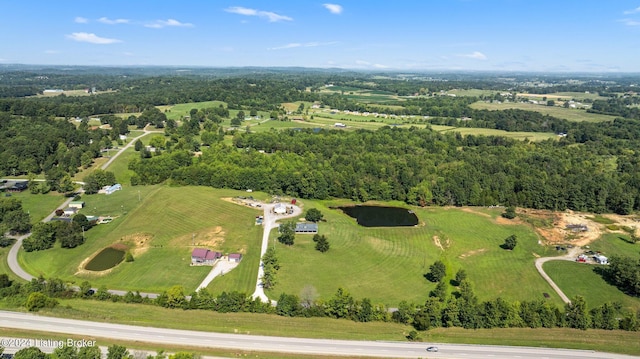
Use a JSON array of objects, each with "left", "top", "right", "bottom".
[
  {"left": 85, "top": 247, "right": 125, "bottom": 271},
  {"left": 337, "top": 205, "right": 419, "bottom": 227}
]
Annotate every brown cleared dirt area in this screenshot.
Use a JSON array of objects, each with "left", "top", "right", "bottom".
[
  {"left": 169, "top": 226, "right": 226, "bottom": 248},
  {"left": 518, "top": 208, "right": 640, "bottom": 247}
]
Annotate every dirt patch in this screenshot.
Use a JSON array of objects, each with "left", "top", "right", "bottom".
[
  {"left": 433, "top": 236, "right": 444, "bottom": 251},
  {"left": 495, "top": 216, "right": 523, "bottom": 225},
  {"left": 460, "top": 207, "right": 491, "bottom": 218},
  {"left": 111, "top": 243, "right": 129, "bottom": 251},
  {"left": 459, "top": 248, "right": 487, "bottom": 259},
  {"left": 170, "top": 226, "right": 226, "bottom": 248},
  {"left": 119, "top": 233, "right": 153, "bottom": 256},
  {"left": 516, "top": 208, "right": 640, "bottom": 247}
]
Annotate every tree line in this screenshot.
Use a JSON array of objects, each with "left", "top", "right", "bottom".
[
  {"left": 1, "top": 273, "right": 638, "bottom": 333},
  {"left": 130, "top": 126, "right": 640, "bottom": 214}
]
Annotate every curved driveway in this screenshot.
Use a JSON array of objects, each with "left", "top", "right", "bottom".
[
  {"left": 251, "top": 203, "right": 302, "bottom": 302},
  {"left": 534, "top": 247, "right": 580, "bottom": 304}
]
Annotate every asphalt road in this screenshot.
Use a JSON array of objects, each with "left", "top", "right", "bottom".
[{"left": 1, "top": 311, "right": 637, "bottom": 359}]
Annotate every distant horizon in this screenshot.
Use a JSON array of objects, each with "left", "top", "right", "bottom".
[
  {"left": 2, "top": 1, "right": 640, "bottom": 73},
  {"left": 3, "top": 63, "right": 640, "bottom": 76}
]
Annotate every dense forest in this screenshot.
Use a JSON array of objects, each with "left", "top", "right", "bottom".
[{"left": 129, "top": 126, "right": 640, "bottom": 214}]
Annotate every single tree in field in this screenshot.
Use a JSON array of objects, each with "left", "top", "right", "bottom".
[
  {"left": 278, "top": 221, "right": 296, "bottom": 246},
  {"left": 315, "top": 234, "right": 330, "bottom": 253},
  {"left": 425, "top": 260, "right": 446, "bottom": 282},
  {"left": 305, "top": 208, "right": 324, "bottom": 222},
  {"left": 502, "top": 234, "right": 518, "bottom": 250}
]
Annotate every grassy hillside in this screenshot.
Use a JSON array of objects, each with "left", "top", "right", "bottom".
[
  {"left": 18, "top": 186, "right": 263, "bottom": 293},
  {"left": 268, "top": 201, "right": 561, "bottom": 307},
  {"left": 544, "top": 261, "right": 640, "bottom": 311}
]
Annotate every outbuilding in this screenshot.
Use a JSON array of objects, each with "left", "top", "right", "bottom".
[
  {"left": 274, "top": 203, "right": 286, "bottom": 215},
  {"left": 295, "top": 222, "right": 318, "bottom": 234}
]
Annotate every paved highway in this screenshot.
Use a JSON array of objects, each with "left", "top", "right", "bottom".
[{"left": 1, "top": 311, "right": 637, "bottom": 359}]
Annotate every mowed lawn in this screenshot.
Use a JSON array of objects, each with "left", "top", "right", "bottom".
[
  {"left": 18, "top": 186, "right": 264, "bottom": 293},
  {"left": 543, "top": 232, "right": 640, "bottom": 312},
  {"left": 543, "top": 261, "right": 640, "bottom": 312},
  {"left": 268, "top": 202, "right": 561, "bottom": 307},
  {"left": 470, "top": 101, "right": 618, "bottom": 123},
  {"left": 8, "top": 191, "right": 68, "bottom": 224}
]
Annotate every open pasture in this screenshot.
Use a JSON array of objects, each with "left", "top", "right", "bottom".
[
  {"left": 470, "top": 101, "right": 617, "bottom": 122},
  {"left": 269, "top": 201, "right": 561, "bottom": 307},
  {"left": 18, "top": 186, "right": 263, "bottom": 293},
  {"left": 544, "top": 260, "right": 640, "bottom": 311},
  {"left": 431, "top": 125, "right": 557, "bottom": 141}
]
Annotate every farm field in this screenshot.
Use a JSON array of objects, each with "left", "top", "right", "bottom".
[
  {"left": 543, "top": 261, "right": 640, "bottom": 311},
  {"left": 519, "top": 92, "right": 606, "bottom": 101},
  {"left": 268, "top": 201, "right": 562, "bottom": 307},
  {"left": 470, "top": 101, "right": 618, "bottom": 122},
  {"left": 318, "top": 87, "right": 402, "bottom": 103},
  {"left": 18, "top": 186, "right": 264, "bottom": 294},
  {"left": 444, "top": 89, "right": 497, "bottom": 97},
  {"left": 430, "top": 125, "right": 557, "bottom": 141},
  {"left": 159, "top": 100, "right": 227, "bottom": 120}
]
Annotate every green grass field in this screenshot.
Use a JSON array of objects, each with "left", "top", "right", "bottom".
[
  {"left": 543, "top": 261, "right": 640, "bottom": 312},
  {"left": 430, "top": 125, "right": 557, "bottom": 141},
  {"left": 588, "top": 232, "right": 640, "bottom": 260},
  {"left": 8, "top": 191, "right": 68, "bottom": 223},
  {"left": 159, "top": 100, "right": 227, "bottom": 120},
  {"left": 470, "top": 101, "right": 618, "bottom": 123},
  {"left": 268, "top": 201, "right": 561, "bottom": 307},
  {"left": 18, "top": 186, "right": 263, "bottom": 293}
]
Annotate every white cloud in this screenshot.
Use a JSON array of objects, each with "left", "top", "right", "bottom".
[
  {"left": 619, "top": 18, "right": 640, "bottom": 26},
  {"left": 460, "top": 51, "right": 487, "bottom": 60},
  {"left": 270, "top": 43, "right": 302, "bottom": 50},
  {"left": 268, "top": 41, "right": 337, "bottom": 50},
  {"left": 74, "top": 17, "right": 89, "bottom": 24},
  {"left": 373, "top": 63, "right": 389, "bottom": 69},
  {"left": 66, "top": 32, "right": 122, "bottom": 44},
  {"left": 145, "top": 19, "right": 194, "bottom": 28},
  {"left": 624, "top": 6, "right": 640, "bottom": 14},
  {"left": 98, "top": 17, "right": 130, "bottom": 25},
  {"left": 44, "top": 50, "right": 60, "bottom": 54},
  {"left": 225, "top": 6, "right": 293, "bottom": 22},
  {"left": 323, "top": 3, "right": 343, "bottom": 14}
]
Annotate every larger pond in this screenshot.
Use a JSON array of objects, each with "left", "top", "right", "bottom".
[
  {"left": 85, "top": 247, "right": 125, "bottom": 271},
  {"left": 337, "top": 205, "right": 419, "bottom": 227}
]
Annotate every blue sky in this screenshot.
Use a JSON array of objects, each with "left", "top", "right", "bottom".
[{"left": 1, "top": 0, "right": 640, "bottom": 72}]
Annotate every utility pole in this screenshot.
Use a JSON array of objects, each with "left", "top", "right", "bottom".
[
  {"left": 138, "top": 190, "right": 141, "bottom": 202},
  {"left": 192, "top": 233, "right": 195, "bottom": 246}
]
